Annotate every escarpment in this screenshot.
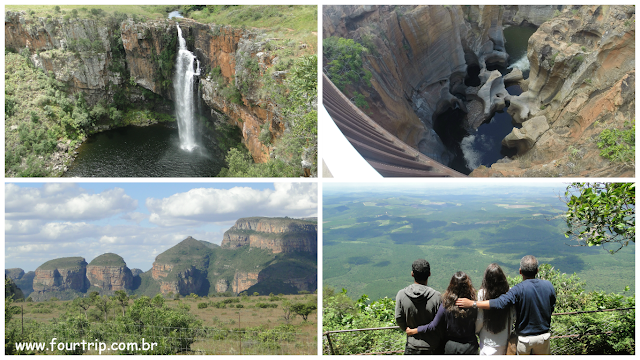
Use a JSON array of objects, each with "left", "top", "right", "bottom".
[
  {"left": 5, "top": 11, "right": 297, "bottom": 166},
  {"left": 221, "top": 217, "right": 318, "bottom": 254},
  {"left": 324, "top": 5, "right": 634, "bottom": 177},
  {"left": 10, "top": 217, "right": 316, "bottom": 301}
]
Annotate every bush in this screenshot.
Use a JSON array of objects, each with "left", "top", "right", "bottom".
[
  {"left": 197, "top": 302, "right": 208, "bottom": 309},
  {"left": 597, "top": 121, "right": 635, "bottom": 164}
]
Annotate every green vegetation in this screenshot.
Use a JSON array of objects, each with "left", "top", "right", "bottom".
[
  {"left": 597, "top": 120, "right": 635, "bottom": 164},
  {"left": 323, "top": 265, "right": 634, "bottom": 354},
  {"left": 182, "top": 5, "right": 316, "bottom": 45},
  {"left": 323, "top": 36, "right": 373, "bottom": 111},
  {"left": 88, "top": 253, "right": 127, "bottom": 267},
  {"left": 6, "top": 292, "right": 317, "bottom": 354},
  {"left": 37, "top": 257, "right": 87, "bottom": 271},
  {"left": 219, "top": 54, "right": 318, "bottom": 177},
  {"left": 563, "top": 183, "right": 635, "bottom": 254},
  {"left": 323, "top": 190, "right": 634, "bottom": 299}
]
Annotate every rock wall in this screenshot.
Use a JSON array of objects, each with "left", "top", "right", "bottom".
[
  {"left": 221, "top": 217, "right": 318, "bottom": 254},
  {"left": 5, "top": 11, "right": 286, "bottom": 164},
  {"left": 32, "top": 258, "right": 89, "bottom": 294},
  {"left": 5, "top": 11, "right": 122, "bottom": 105},
  {"left": 86, "top": 265, "right": 134, "bottom": 291},
  {"left": 233, "top": 271, "right": 259, "bottom": 294},
  {"left": 5, "top": 268, "right": 25, "bottom": 281},
  {"left": 473, "top": 5, "right": 635, "bottom": 177},
  {"left": 325, "top": 5, "right": 634, "bottom": 177},
  {"left": 323, "top": 5, "right": 510, "bottom": 164}
]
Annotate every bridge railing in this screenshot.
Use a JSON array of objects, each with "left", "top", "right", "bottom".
[{"left": 323, "top": 307, "right": 634, "bottom": 355}]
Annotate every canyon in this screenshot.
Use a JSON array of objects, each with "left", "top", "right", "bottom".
[
  {"left": 5, "top": 6, "right": 317, "bottom": 177},
  {"left": 323, "top": 5, "right": 634, "bottom": 176},
  {"left": 8, "top": 217, "right": 317, "bottom": 301}
]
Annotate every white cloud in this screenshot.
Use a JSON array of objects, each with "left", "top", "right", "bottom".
[
  {"left": 6, "top": 184, "right": 137, "bottom": 221},
  {"left": 146, "top": 183, "right": 317, "bottom": 226},
  {"left": 121, "top": 212, "right": 148, "bottom": 224},
  {"left": 5, "top": 219, "right": 44, "bottom": 235}
]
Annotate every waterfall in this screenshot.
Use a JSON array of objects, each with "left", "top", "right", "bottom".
[
  {"left": 174, "top": 24, "right": 200, "bottom": 151},
  {"left": 508, "top": 54, "right": 530, "bottom": 72}
]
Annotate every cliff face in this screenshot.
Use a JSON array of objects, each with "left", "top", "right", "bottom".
[
  {"left": 5, "top": 268, "right": 25, "bottom": 281},
  {"left": 221, "top": 217, "right": 318, "bottom": 254},
  {"left": 86, "top": 253, "right": 134, "bottom": 291},
  {"left": 473, "top": 5, "right": 635, "bottom": 177},
  {"left": 5, "top": 12, "right": 122, "bottom": 105},
  {"left": 324, "top": 5, "right": 511, "bottom": 163},
  {"left": 31, "top": 257, "right": 90, "bottom": 300},
  {"left": 233, "top": 271, "right": 260, "bottom": 294},
  {"left": 325, "top": 5, "right": 634, "bottom": 177},
  {"left": 5, "top": 11, "right": 286, "bottom": 164}
]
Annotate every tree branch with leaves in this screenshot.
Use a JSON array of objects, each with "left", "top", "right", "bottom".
[{"left": 563, "top": 182, "right": 635, "bottom": 254}]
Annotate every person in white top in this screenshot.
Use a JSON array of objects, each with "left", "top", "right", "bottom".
[{"left": 475, "top": 263, "right": 514, "bottom": 355}]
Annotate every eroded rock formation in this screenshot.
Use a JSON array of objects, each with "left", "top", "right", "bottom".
[
  {"left": 31, "top": 257, "right": 89, "bottom": 301},
  {"left": 324, "top": 5, "right": 634, "bottom": 177},
  {"left": 86, "top": 253, "right": 134, "bottom": 291},
  {"left": 475, "top": 5, "right": 635, "bottom": 176},
  {"left": 222, "top": 217, "right": 318, "bottom": 254}
]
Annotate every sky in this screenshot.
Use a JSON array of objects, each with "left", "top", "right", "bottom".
[
  {"left": 323, "top": 179, "right": 574, "bottom": 197},
  {"left": 5, "top": 182, "right": 318, "bottom": 272}
]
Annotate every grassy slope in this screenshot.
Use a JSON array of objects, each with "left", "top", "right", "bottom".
[
  {"left": 37, "top": 257, "right": 87, "bottom": 271},
  {"left": 88, "top": 253, "right": 127, "bottom": 267},
  {"left": 323, "top": 194, "right": 635, "bottom": 300}
]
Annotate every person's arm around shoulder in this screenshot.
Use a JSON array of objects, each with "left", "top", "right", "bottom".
[{"left": 395, "top": 291, "right": 407, "bottom": 330}]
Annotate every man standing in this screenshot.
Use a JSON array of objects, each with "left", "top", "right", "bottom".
[
  {"left": 395, "top": 259, "right": 442, "bottom": 355},
  {"left": 456, "top": 255, "right": 556, "bottom": 355}
]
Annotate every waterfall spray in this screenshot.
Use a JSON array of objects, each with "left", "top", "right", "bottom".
[{"left": 174, "top": 25, "right": 200, "bottom": 151}]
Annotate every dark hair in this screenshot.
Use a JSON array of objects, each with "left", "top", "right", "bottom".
[
  {"left": 480, "top": 263, "right": 510, "bottom": 334},
  {"left": 412, "top": 259, "right": 430, "bottom": 282},
  {"left": 520, "top": 255, "right": 538, "bottom": 278},
  {"left": 443, "top": 271, "right": 476, "bottom": 318}
]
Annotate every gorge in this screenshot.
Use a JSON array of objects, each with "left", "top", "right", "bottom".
[
  {"left": 5, "top": 5, "right": 318, "bottom": 177},
  {"left": 6, "top": 216, "right": 318, "bottom": 301},
  {"left": 323, "top": 5, "right": 635, "bottom": 176}
]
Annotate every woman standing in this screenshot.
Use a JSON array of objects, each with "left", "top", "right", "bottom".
[
  {"left": 476, "top": 263, "right": 514, "bottom": 355},
  {"left": 406, "top": 271, "right": 478, "bottom": 354}
]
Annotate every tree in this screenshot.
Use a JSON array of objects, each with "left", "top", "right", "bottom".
[
  {"left": 281, "top": 300, "right": 295, "bottom": 323},
  {"left": 291, "top": 301, "right": 317, "bottom": 321},
  {"left": 73, "top": 297, "right": 92, "bottom": 319},
  {"left": 93, "top": 294, "right": 113, "bottom": 322},
  {"left": 563, "top": 182, "right": 635, "bottom": 254},
  {"left": 113, "top": 290, "right": 129, "bottom": 316}
]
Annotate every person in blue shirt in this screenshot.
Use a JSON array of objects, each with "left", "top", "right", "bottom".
[{"left": 456, "top": 255, "right": 556, "bottom": 355}]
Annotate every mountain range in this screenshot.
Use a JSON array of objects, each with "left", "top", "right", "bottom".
[{"left": 5, "top": 217, "right": 317, "bottom": 301}]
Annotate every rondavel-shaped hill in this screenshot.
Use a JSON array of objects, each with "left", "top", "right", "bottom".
[{"left": 8, "top": 217, "right": 317, "bottom": 301}]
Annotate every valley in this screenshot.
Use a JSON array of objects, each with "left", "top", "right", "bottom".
[
  {"left": 323, "top": 183, "right": 634, "bottom": 300},
  {"left": 5, "top": 5, "right": 317, "bottom": 177}
]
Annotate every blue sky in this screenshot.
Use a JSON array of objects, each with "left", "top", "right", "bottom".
[{"left": 5, "top": 182, "right": 317, "bottom": 272}]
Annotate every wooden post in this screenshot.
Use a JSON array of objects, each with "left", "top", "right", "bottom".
[{"left": 326, "top": 333, "right": 335, "bottom": 355}]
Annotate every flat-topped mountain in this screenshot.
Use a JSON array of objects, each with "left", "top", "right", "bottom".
[
  {"left": 9, "top": 217, "right": 317, "bottom": 301},
  {"left": 222, "top": 217, "right": 318, "bottom": 254}
]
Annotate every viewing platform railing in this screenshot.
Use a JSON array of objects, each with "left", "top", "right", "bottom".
[{"left": 323, "top": 307, "right": 635, "bottom": 355}]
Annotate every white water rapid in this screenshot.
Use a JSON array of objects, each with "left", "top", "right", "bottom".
[
  {"left": 508, "top": 54, "right": 530, "bottom": 72},
  {"left": 174, "top": 25, "right": 201, "bottom": 151}
]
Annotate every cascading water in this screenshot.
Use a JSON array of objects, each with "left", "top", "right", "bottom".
[{"left": 174, "top": 25, "right": 201, "bottom": 151}]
